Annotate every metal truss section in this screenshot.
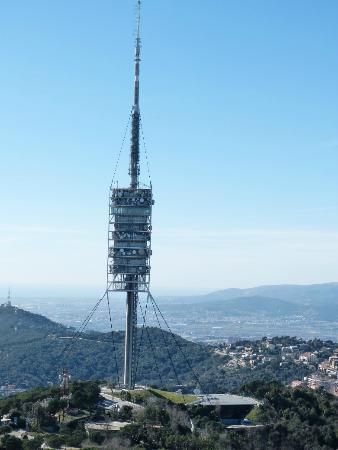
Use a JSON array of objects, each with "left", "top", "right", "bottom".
[{"left": 108, "top": 187, "right": 153, "bottom": 292}]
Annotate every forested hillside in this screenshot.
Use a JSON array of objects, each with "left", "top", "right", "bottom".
[
  {"left": 1, "top": 380, "right": 338, "bottom": 449},
  {"left": 0, "top": 304, "right": 318, "bottom": 392},
  {"left": 0, "top": 304, "right": 224, "bottom": 389}
]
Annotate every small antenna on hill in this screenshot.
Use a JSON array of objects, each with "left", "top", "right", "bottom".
[{"left": 7, "top": 288, "right": 11, "bottom": 306}]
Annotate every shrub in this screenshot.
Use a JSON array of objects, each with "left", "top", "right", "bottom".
[{"left": 89, "top": 431, "right": 105, "bottom": 444}]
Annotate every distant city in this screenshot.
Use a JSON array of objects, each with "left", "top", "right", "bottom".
[{"left": 4, "top": 282, "right": 338, "bottom": 344}]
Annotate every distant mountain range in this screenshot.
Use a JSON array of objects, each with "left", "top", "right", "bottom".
[{"left": 159, "top": 282, "right": 338, "bottom": 320}]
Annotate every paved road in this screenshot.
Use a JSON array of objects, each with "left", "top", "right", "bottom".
[{"left": 100, "top": 387, "right": 144, "bottom": 411}]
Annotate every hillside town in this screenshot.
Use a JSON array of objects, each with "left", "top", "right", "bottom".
[{"left": 215, "top": 337, "right": 338, "bottom": 396}]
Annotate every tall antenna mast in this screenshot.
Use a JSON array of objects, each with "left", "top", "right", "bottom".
[
  {"left": 129, "top": 0, "right": 141, "bottom": 189},
  {"left": 108, "top": 0, "right": 153, "bottom": 389}
]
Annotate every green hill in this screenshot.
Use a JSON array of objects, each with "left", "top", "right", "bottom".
[
  {"left": 0, "top": 302, "right": 65, "bottom": 344},
  {"left": 0, "top": 304, "right": 225, "bottom": 390}
]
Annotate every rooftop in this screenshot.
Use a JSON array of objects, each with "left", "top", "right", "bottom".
[{"left": 193, "top": 393, "right": 259, "bottom": 407}]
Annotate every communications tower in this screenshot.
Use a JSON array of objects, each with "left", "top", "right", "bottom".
[
  {"left": 7, "top": 288, "right": 11, "bottom": 307},
  {"left": 107, "top": 0, "right": 153, "bottom": 389}
]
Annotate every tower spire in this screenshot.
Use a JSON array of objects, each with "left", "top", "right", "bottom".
[{"left": 129, "top": 0, "right": 141, "bottom": 189}]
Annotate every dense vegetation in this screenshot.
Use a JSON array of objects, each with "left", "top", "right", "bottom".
[
  {"left": 0, "top": 381, "right": 100, "bottom": 420},
  {"left": 1, "top": 380, "right": 338, "bottom": 449},
  {"left": 97, "top": 382, "right": 338, "bottom": 449},
  {"left": 0, "top": 381, "right": 100, "bottom": 449},
  {"left": 236, "top": 381, "right": 338, "bottom": 450},
  {"left": 0, "top": 305, "right": 226, "bottom": 390}
]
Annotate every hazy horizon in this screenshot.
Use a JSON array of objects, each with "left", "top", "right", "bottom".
[{"left": 1, "top": 280, "right": 338, "bottom": 300}]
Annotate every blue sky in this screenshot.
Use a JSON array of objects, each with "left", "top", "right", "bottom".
[{"left": 0, "top": 0, "right": 337, "bottom": 296}]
